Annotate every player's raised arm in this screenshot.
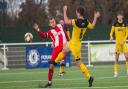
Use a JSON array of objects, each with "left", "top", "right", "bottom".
[
  {"left": 88, "top": 11, "right": 100, "bottom": 29},
  {"left": 63, "top": 5, "right": 72, "bottom": 25},
  {"left": 33, "top": 23, "right": 40, "bottom": 32},
  {"left": 110, "top": 26, "right": 115, "bottom": 41},
  {"left": 33, "top": 23, "right": 48, "bottom": 38}
]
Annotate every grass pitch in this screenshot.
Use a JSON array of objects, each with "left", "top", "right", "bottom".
[{"left": 0, "top": 65, "right": 128, "bottom": 89}]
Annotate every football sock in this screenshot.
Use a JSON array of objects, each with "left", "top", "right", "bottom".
[
  {"left": 48, "top": 68, "right": 54, "bottom": 82},
  {"left": 60, "top": 63, "right": 65, "bottom": 73},
  {"left": 55, "top": 52, "right": 65, "bottom": 63},
  {"left": 114, "top": 63, "right": 118, "bottom": 74},
  {"left": 79, "top": 63, "right": 91, "bottom": 80}
]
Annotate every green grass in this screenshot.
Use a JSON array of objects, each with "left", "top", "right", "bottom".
[{"left": 0, "top": 65, "right": 128, "bottom": 89}]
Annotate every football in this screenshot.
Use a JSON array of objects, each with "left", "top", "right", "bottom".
[{"left": 24, "top": 32, "right": 33, "bottom": 42}]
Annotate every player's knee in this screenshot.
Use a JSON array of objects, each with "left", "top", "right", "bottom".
[
  {"left": 76, "top": 58, "right": 82, "bottom": 66},
  {"left": 115, "top": 60, "right": 119, "bottom": 64},
  {"left": 76, "top": 58, "right": 81, "bottom": 61},
  {"left": 49, "top": 64, "right": 54, "bottom": 69},
  {"left": 60, "top": 62, "right": 65, "bottom": 67},
  {"left": 49, "top": 60, "right": 57, "bottom": 66}
]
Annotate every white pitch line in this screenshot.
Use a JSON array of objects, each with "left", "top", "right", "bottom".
[
  {"left": 0, "top": 75, "right": 127, "bottom": 84},
  {"left": 5, "top": 86, "right": 128, "bottom": 89},
  {"left": 2, "top": 80, "right": 128, "bottom": 89},
  {"left": 0, "top": 70, "right": 81, "bottom": 76}
]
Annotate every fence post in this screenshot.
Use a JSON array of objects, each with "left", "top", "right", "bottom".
[
  {"left": 1, "top": 44, "right": 8, "bottom": 70},
  {"left": 87, "top": 41, "right": 93, "bottom": 67}
]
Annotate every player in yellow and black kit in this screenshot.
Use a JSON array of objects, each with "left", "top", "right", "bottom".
[
  {"left": 60, "top": 5, "right": 100, "bottom": 87},
  {"left": 110, "top": 11, "right": 128, "bottom": 78}
]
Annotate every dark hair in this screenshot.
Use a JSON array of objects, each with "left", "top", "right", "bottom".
[
  {"left": 76, "top": 6, "right": 85, "bottom": 16},
  {"left": 48, "top": 16, "right": 55, "bottom": 21}
]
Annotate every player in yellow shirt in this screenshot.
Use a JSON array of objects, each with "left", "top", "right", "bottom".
[
  {"left": 58, "top": 5, "right": 100, "bottom": 87},
  {"left": 110, "top": 11, "right": 128, "bottom": 78}
]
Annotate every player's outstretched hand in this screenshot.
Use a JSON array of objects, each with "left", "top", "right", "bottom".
[
  {"left": 33, "top": 23, "right": 40, "bottom": 32},
  {"left": 63, "top": 5, "right": 68, "bottom": 11},
  {"left": 110, "top": 36, "right": 113, "bottom": 41},
  {"left": 94, "top": 11, "right": 100, "bottom": 19}
]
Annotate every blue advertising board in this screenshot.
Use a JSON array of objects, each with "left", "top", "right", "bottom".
[{"left": 26, "top": 45, "right": 71, "bottom": 68}]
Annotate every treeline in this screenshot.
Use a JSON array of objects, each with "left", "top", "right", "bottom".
[{"left": 1, "top": 0, "right": 128, "bottom": 27}]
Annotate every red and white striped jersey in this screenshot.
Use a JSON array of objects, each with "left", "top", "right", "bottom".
[{"left": 38, "top": 24, "right": 67, "bottom": 48}]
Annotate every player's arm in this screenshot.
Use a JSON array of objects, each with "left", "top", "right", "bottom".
[
  {"left": 110, "top": 26, "right": 115, "bottom": 41},
  {"left": 123, "top": 27, "right": 128, "bottom": 42},
  {"left": 63, "top": 5, "right": 72, "bottom": 25},
  {"left": 64, "top": 29, "right": 70, "bottom": 41},
  {"left": 66, "top": 30, "right": 70, "bottom": 40},
  {"left": 87, "top": 11, "right": 100, "bottom": 30},
  {"left": 120, "top": 27, "right": 128, "bottom": 46},
  {"left": 33, "top": 23, "right": 48, "bottom": 38}
]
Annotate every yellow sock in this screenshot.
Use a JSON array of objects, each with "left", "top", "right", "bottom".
[
  {"left": 114, "top": 64, "right": 118, "bottom": 73},
  {"left": 126, "top": 60, "right": 128, "bottom": 70},
  {"left": 55, "top": 52, "right": 65, "bottom": 63},
  {"left": 60, "top": 66, "right": 65, "bottom": 73},
  {"left": 79, "top": 63, "right": 91, "bottom": 80}
]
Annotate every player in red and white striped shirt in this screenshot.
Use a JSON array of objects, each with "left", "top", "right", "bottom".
[{"left": 33, "top": 17, "right": 69, "bottom": 88}]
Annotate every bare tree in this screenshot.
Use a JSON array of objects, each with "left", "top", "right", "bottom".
[{"left": 18, "top": 0, "right": 47, "bottom": 26}]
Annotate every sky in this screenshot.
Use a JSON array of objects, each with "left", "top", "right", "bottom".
[{"left": 4, "top": 0, "right": 48, "bottom": 18}]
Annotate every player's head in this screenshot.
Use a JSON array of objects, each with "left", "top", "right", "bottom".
[
  {"left": 117, "top": 11, "right": 124, "bottom": 20},
  {"left": 76, "top": 6, "right": 85, "bottom": 19},
  {"left": 48, "top": 17, "right": 56, "bottom": 28},
  {"left": 59, "top": 20, "right": 64, "bottom": 26}
]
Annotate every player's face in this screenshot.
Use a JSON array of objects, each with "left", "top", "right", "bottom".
[
  {"left": 117, "top": 14, "right": 124, "bottom": 20},
  {"left": 76, "top": 10, "right": 81, "bottom": 19},
  {"left": 49, "top": 18, "right": 56, "bottom": 28}
]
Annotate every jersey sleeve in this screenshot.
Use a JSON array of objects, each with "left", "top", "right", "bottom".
[
  {"left": 110, "top": 26, "right": 115, "bottom": 37},
  {"left": 123, "top": 27, "right": 128, "bottom": 42},
  {"left": 87, "top": 20, "right": 93, "bottom": 30},
  {"left": 38, "top": 31, "right": 49, "bottom": 38}
]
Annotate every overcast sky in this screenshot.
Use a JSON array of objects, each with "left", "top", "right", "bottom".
[{"left": 5, "top": 0, "right": 48, "bottom": 18}]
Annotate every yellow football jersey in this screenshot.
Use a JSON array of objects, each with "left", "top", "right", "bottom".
[
  {"left": 110, "top": 20, "right": 128, "bottom": 44},
  {"left": 71, "top": 19, "right": 93, "bottom": 42}
]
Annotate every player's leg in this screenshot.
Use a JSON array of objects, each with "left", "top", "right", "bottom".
[
  {"left": 74, "top": 56, "right": 93, "bottom": 87},
  {"left": 55, "top": 52, "right": 66, "bottom": 63},
  {"left": 55, "top": 43, "right": 70, "bottom": 77},
  {"left": 42, "top": 47, "right": 62, "bottom": 88},
  {"left": 55, "top": 43, "right": 69, "bottom": 63},
  {"left": 70, "top": 42, "right": 93, "bottom": 87},
  {"left": 59, "top": 60, "right": 66, "bottom": 77},
  {"left": 114, "top": 52, "right": 119, "bottom": 78},
  {"left": 124, "top": 53, "right": 128, "bottom": 74},
  {"left": 41, "top": 63, "right": 54, "bottom": 88},
  {"left": 123, "top": 44, "right": 128, "bottom": 74}
]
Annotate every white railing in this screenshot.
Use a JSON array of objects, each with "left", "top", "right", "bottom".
[
  {"left": 0, "top": 40, "right": 120, "bottom": 70},
  {"left": 0, "top": 42, "right": 52, "bottom": 70}
]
